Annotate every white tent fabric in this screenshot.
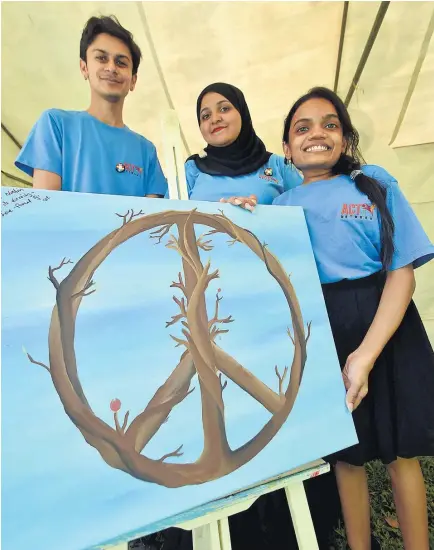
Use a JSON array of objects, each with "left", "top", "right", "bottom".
[{"left": 2, "top": 1, "right": 433, "bottom": 341}]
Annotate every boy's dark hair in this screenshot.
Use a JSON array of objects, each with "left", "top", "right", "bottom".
[
  {"left": 283, "top": 86, "right": 395, "bottom": 270},
  {"left": 80, "top": 15, "right": 142, "bottom": 75}
]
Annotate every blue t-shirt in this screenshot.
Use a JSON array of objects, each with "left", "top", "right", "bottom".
[
  {"left": 15, "top": 109, "right": 168, "bottom": 197},
  {"left": 185, "top": 154, "right": 302, "bottom": 204},
  {"left": 273, "top": 164, "right": 434, "bottom": 284}
]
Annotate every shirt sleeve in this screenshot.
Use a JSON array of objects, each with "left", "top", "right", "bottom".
[
  {"left": 145, "top": 144, "right": 168, "bottom": 196},
  {"left": 185, "top": 160, "right": 199, "bottom": 198},
  {"left": 15, "top": 110, "right": 63, "bottom": 177},
  {"left": 362, "top": 164, "right": 398, "bottom": 186},
  {"left": 387, "top": 180, "right": 434, "bottom": 270}
]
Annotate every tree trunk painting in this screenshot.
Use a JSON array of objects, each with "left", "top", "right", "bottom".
[{"left": 25, "top": 208, "right": 311, "bottom": 488}]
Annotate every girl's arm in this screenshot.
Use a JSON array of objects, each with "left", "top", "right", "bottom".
[
  {"left": 359, "top": 264, "right": 415, "bottom": 359},
  {"left": 344, "top": 264, "right": 415, "bottom": 411}
]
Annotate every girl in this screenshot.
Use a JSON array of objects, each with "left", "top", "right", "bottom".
[
  {"left": 272, "top": 87, "right": 434, "bottom": 549},
  {"left": 186, "top": 83, "right": 341, "bottom": 550},
  {"left": 185, "top": 82, "right": 301, "bottom": 206}
]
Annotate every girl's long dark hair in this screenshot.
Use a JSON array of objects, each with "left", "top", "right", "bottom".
[{"left": 282, "top": 87, "right": 395, "bottom": 270}]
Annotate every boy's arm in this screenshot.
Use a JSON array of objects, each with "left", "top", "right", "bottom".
[{"left": 33, "top": 169, "right": 61, "bottom": 190}]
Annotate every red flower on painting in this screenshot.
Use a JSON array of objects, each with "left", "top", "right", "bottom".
[{"left": 110, "top": 398, "right": 121, "bottom": 412}]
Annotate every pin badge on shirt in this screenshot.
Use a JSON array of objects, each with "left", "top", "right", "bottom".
[
  {"left": 264, "top": 168, "right": 273, "bottom": 176},
  {"left": 115, "top": 163, "right": 125, "bottom": 173}
]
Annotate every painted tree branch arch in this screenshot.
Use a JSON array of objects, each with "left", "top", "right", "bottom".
[{"left": 26, "top": 208, "right": 312, "bottom": 488}]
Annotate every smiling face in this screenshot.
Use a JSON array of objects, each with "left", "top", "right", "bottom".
[
  {"left": 283, "top": 97, "right": 347, "bottom": 174},
  {"left": 199, "top": 92, "right": 242, "bottom": 147},
  {"left": 80, "top": 33, "right": 137, "bottom": 103}
]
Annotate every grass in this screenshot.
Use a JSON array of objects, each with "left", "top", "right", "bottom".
[{"left": 331, "top": 457, "right": 434, "bottom": 549}]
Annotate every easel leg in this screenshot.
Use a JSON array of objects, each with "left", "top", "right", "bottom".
[
  {"left": 218, "top": 517, "right": 232, "bottom": 550},
  {"left": 285, "top": 481, "right": 319, "bottom": 550},
  {"left": 192, "top": 518, "right": 232, "bottom": 550},
  {"left": 193, "top": 521, "right": 221, "bottom": 550}
]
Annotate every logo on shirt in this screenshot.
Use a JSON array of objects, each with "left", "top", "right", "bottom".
[
  {"left": 340, "top": 202, "right": 376, "bottom": 220},
  {"left": 115, "top": 162, "right": 143, "bottom": 176},
  {"left": 260, "top": 167, "right": 279, "bottom": 184}
]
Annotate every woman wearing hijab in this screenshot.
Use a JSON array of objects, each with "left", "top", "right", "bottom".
[
  {"left": 185, "top": 82, "right": 302, "bottom": 205},
  {"left": 137, "top": 84, "right": 338, "bottom": 550}
]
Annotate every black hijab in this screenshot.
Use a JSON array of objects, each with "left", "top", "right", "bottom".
[{"left": 187, "top": 82, "right": 272, "bottom": 177}]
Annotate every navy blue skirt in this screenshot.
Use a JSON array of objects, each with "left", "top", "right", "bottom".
[{"left": 322, "top": 271, "right": 434, "bottom": 466}]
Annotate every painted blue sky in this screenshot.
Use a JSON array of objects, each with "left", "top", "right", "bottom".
[{"left": 1, "top": 188, "right": 357, "bottom": 550}]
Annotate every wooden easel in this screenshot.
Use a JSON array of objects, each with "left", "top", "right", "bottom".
[
  {"left": 105, "top": 110, "right": 327, "bottom": 550},
  {"left": 108, "top": 461, "right": 328, "bottom": 550},
  {"left": 175, "top": 460, "right": 328, "bottom": 550}
]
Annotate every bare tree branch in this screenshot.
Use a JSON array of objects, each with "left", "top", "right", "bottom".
[
  {"left": 182, "top": 210, "right": 204, "bottom": 277},
  {"left": 166, "top": 233, "right": 197, "bottom": 274},
  {"left": 71, "top": 279, "right": 96, "bottom": 299},
  {"left": 114, "top": 411, "right": 121, "bottom": 433},
  {"left": 275, "top": 365, "right": 289, "bottom": 395},
  {"left": 170, "top": 272, "right": 187, "bottom": 297},
  {"left": 115, "top": 209, "right": 145, "bottom": 226},
  {"left": 170, "top": 334, "right": 189, "bottom": 348},
  {"left": 166, "top": 295, "right": 188, "bottom": 327},
  {"left": 204, "top": 228, "right": 220, "bottom": 237},
  {"left": 208, "top": 290, "right": 234, "bottom": 333},
  {"left": 47, "top": 258, "right": 73, "bottom": 290},
  {"left": 210, "top": 326, "right": 230, "bottom": 340},
  {"left": 158, "top": 444, "right": 184, "bottom": 462},
  {"left": 219, "top": 373, "right": 228, "bottom": 391},
  {"left": 209, "top": 290, "right": 222, "bottom": 327},
  {"left": 24, "top": 347, "right": 50, "bottom": 373},
  {"left": 202, "top": 260, "right": 220, "bottom": 290},
  {"left": 165, "top": 234, "right": 181, "bottom": 253},
  {"left": 166, "top": 313, "right": 184, "bottom": 328},
  {"left": 115, "top": 209, "right": 131, "bottom": 224},
  {"left": 173, "top": 296, "right": 187, "bottom": 315},
  {"left": 114, "top": 410, "right": 130, "bottom": 435},
  {"left": 122, "top": 411, "right": 130, "bottom": 432},
  {"left": 196, "top": 233, "right": 214, "bottom": 251},
  {"left": 305, "top": 321, "right": 312, "bottom": 344},
  {"left": 287, "top": 326, "right": 295, "bottom": 346},
  {"left": 150, "top": 224, "right": 173, "bottom": 245}
]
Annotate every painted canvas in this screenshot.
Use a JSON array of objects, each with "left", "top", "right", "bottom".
[{"left": 1, "top": 187, "right": 357, "bottom": 550}]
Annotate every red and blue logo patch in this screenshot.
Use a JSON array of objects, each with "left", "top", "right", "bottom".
[
  {"left": 115, "top": 163, "right": 143, "bottom": 177},
  {"left": 340, "top": 202, "right": 376, "bottom": 220}
]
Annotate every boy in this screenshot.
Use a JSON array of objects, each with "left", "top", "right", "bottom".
[{"left": 16, "top": 15, "right": 167, "bottom": 197}]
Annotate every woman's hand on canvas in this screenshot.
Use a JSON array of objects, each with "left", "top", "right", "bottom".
[
  {"left": 343, "top": 349, "right": 375, "bottom": 412},
  {"left": 220, "top": 194, "right": 258, "bottom": 212}
]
